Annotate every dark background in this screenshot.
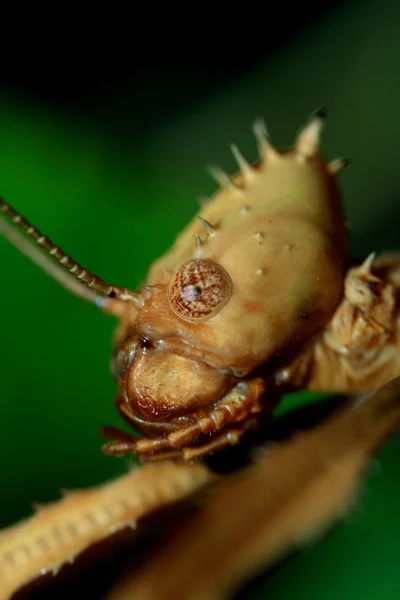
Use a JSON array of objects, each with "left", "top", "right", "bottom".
[{"left": 0, "top": 2, "right": 344, "bottom": 130}]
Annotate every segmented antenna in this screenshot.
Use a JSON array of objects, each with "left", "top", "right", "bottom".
[{"left": 0, "top": 199, "right": 139, "bottom": 305}]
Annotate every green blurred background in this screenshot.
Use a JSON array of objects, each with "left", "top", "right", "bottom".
[{"left": 1, "top": 1, "right": 400, "bottom": 597}]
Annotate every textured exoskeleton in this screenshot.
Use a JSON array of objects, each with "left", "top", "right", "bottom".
[{"left": 1, "top": 109, "right": 399, "bottom": 462}]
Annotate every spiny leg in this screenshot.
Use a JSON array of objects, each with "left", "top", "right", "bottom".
[
  {"left": 108, "top": 415, "right": 264, "bottom": 462},
  {"left": 102, "top": 378, "right": 267, "bottom": 460},
  {"left": 165, "top": 378, "right": 265, "bottom": 449},
  {"left": 275, "top": 253, "right": 400, "bottom": 394},
  {"left": 100, "top": 426, "right": 141, "bottom": 446},
  {"left": 143, "top": 428, "right": 247, "bottom": 462},
  {"left": 100, "top": 394, "right": 185, "bottom": 455}
]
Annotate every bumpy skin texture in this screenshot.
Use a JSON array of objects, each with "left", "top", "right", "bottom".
[
  {"left": 141, "top": 154, "right": 345, "bottom": 372},
  {"left": 1, "top": 111, "right": 399, "bottom": 463},
  {"left": 102, "top": 113, "right": 352, "bottom": 459},
  {"left": 1, "top": 111, "right": 400, "bottom": 598}
]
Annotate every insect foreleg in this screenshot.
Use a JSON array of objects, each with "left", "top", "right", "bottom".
[
  {"left": 275, "top": 253, "right": 400, "bottom": 394},
  {"left": 102, "top": 377, "right": 271, "bottom": 461}
]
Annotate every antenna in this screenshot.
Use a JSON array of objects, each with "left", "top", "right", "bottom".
[{"left": 0, "top": 199, "right": 139, "bottom": 307}]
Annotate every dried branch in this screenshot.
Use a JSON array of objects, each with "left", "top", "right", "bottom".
[
  {"left": 0, "top": 462, "right": 213, "bottom": 599},
  {"left": 105, "top": 378, "right": 400, "bottom": 600}
]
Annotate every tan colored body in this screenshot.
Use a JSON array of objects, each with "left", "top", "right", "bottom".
[
  {"left": 99, "top": 114, "right": 354, "bottom": 458},
  {"left": 0, "top": 110, "right": 399, "bottom": 463},
  {"left": 102, "top": 114, "right": 400, "bottom": 459},
  {"left": 1, "top": 110, "right": 400, "bottom": 598},
  {"left": 142, "top": 153, "right": 346, "bottom": 372}
]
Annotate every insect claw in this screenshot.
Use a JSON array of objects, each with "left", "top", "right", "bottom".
[
  {"left": 296, "top": 108, "right": 326, "bottom": 158},
  {"left": 102, "top": 441, "right": 134, "bottom": 456},
  {"left": 328, "top": 157, "right": 350, "bottom": 175}
]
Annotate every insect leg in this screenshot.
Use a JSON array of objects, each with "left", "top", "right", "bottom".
[
  {"left": 182, "top": 429, "right": 245, "bottom": 460},
  {"left": 102, "top": 379, "right": 268, "bottom": 460},
  {"left": 141, "top": 429, "right": 246, "bottom": 462},
  {"left": 102, "top": 436, "right": 171, "bottom": 457},
  {"left": 165, "top": 377, "right": 266, "bottom": 449},
  {"left": 275, "top": 253, "right": 400, "bottom": 394}
]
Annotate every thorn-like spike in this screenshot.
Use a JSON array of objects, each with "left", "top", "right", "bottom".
[
  {"left": 328, "top": 157, "right": 350, "bottom": 175},
  {"left": 358, "top": 252, "right": 380, "bottom": 282},
  {"left": 230, "top": 143, "right": 254, "bottom": 180},
  {"left": 252, "top": 117, "right": 268, "bottom": 147},
  {"left": 360, "top": 252, "right": 376, "bottom": 273},
  {"left": 195, "top": 233, "right": 203, "bottom": 248},
  {"left": 296, "top": 107, "right": 327, "bottom": 158},
  {"left": 206, "top": 165, "right": 235, "bottom": 189},
  {"left": 362, "top": 251, "right": 376, "bottom": 269},
  {"left": 198, "top": 216, "right": 216, "bottom": 234},
  {"left": 144, "top": 285, "right": 154, "bottom": 292},
  {"left": 252, "top": 118, "right": 279, "bottom": 161}
]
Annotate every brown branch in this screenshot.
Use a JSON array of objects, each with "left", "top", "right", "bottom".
[
  {"left": 105, "top": 378, "right": 400, "bottom": 600},
  {"left": 0, "top": 462, "right": 213, "bottom": 599}
]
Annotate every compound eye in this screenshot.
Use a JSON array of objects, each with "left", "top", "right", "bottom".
[{"left": 167, "top": 259, "right": 232, "bottom": 322}]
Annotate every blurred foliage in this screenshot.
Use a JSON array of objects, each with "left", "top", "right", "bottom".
[{"left": 0, "top": 1, "right": 400, "bottom": 598}]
